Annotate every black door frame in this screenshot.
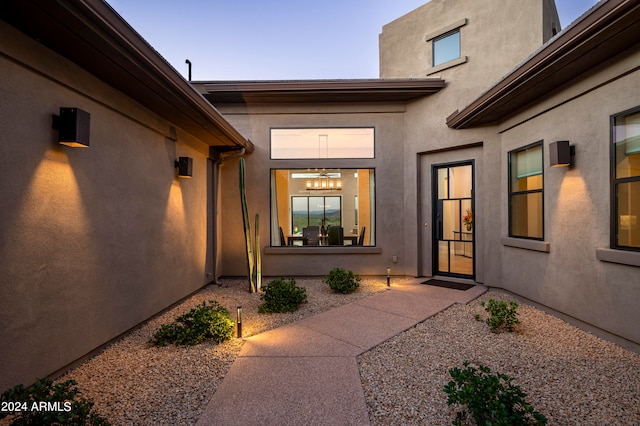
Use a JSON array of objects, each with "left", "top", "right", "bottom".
[{"left": 431, "top": 160, "right": 475, "bottom": 279}]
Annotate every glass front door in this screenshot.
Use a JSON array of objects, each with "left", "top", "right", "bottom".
[{"left": 433, "top": 162, "right": 474, "bottom": 278}]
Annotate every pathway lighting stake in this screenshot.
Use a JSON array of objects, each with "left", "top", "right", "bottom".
[
  {"left": 237, "top": 306, "right": 243, "bottom": 338},
  {"left": 387, "top": 267, "right": 391, "bottom": 287}
]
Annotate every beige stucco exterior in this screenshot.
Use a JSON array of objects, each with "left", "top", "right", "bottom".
[
  {"left": 0, "top": 21, "right": 217, "bottom": 390},
  {"left": 496, "top": 50, "right": 640, "bottom": 346},
  {"left": 1, "top": 0, "right": 638, "bottom": 394}
]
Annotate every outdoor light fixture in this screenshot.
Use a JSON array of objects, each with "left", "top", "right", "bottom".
[
  {"left": 387, "top": 267, "right": 391, "bottom": 287},
  {"left": 52, "top": 107, "right": 90, "bottom": 148},
  {"left": 549, "top": 141, "right": 575, "bottom": 167},
  {"left": 236, "top": 307, "right": 243, "bottom": 338},
  {"left": 175, "top": 157, "right": 193, "bottom": 178}
]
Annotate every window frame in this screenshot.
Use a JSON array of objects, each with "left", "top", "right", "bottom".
[
  {"left": 270, "top": 127, "right": 375, "bottom": 160},
  {"left": 432, "top": 29, "right": 461, "bottom": 67},
  {"left": 610, "top": 105, "right": 640, "bottom": 252},
  {"left": 508, "top": 141, "right": 545, "bottom": 241},
  {"left": 269, "top": 167, "right": 376, "bottom": 248}
]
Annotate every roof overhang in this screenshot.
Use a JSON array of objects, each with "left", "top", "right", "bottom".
[
  {"left": 195, "top": 79, "right": 446, "bottom": 104},
  {"left": 447, "top": 0, "right": 640, "bottom": 129},
  {"left": 1, "top": 0, "right": 253, "bottom": 153}
]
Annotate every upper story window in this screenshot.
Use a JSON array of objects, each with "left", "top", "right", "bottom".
[
  {"left": 509, "top": 142, "right": 544, "bottom": 240},
  {"left": 271, "top": 128, "right": 374, "bottom": 159},
  {"left": 612, "top": 107, "right": 640, "bottom": 250},
  {"left": 433, "top": 30, "right": 460, "bottom": 67},
  {"left": 425, "top": 19, "right": 467, "bottom": 72}
]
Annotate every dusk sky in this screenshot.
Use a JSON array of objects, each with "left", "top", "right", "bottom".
[{"left": 105, "top": 0, "right": 601, "bottom": 81}]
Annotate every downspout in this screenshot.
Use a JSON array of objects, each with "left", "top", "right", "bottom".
[{"left": 209, "top": 148, "right": 247, "bottom": 285}]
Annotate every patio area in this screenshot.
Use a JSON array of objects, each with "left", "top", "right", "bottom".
[{"left": 50, "top": 278, "right": 640, "bottom": 425}]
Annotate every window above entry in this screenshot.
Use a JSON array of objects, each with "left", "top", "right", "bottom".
[{"left": 271, "top": 128, "right": 375, "bottom": 159}]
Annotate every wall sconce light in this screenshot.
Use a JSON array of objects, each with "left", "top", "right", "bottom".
[
  {"left": 236, "top": 306, "right": 243, "bottom": 338},
  {"left": 175, "top": 157, "right": 193, "bottom": 178},
  {"left": 52, "top": 107, "right": 90, "bottom": 148},
  {"left": 549, "top": 141, "right": 575, "bottom": 167}
]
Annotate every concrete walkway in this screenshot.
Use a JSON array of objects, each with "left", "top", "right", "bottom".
[{"left": 197, "top": 279, "right": 487, "bottom": 425}]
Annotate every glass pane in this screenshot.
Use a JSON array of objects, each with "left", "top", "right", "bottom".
[
  {"left": 324, "top": 196, "right": 341, "bottom": 228},
  {"left": 271, "top": 128, "right": 375, "bottom": 159},
  {"left": 511, "top": 145, "right": 543, "bottom": 191},
  {"left": 461, "top": 199, "right": 473, "bottom": 233},
  {"left": 510, "top": 192, "right": 543, "bottom": 238},
  {"left": 291, "top": 197, "right": 308, "bottom": 234},
  {"left": 272, "top": 168, "right": 375, "bottom": 246},
  {"left": 438, "top": 241, "right": 449, "bottom": 273},
  {"left": 309, "top": 197, "right": 325, "bottom": 227},
  {"left": 614, "top": 111, "right": 640, "bottom": 179},
  {"left": 617, "top": 181, "right": 640, "bottom": 248},
  {"left": 433, "top": 31, "right": 460, "bottom": 66},
  {"left": 437, "top": 168, "right": 448, "bottom": 200},
  {"left": 450, "top": 165, "right": 472, "bottom": 199},
  {"left": 442, "top": 200, "right": 459, "bottom": 240}
]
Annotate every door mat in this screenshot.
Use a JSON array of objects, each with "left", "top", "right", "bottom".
[{"left": 421, "top": 279, "right": 474, "bottom": 291}]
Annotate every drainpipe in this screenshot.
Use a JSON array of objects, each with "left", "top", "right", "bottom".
[
  {"left": 209, "top": 148, "right": 246, "bottom": 285},
  {"left": 215, "top": 148, "right": 246, "bottom": 163}
]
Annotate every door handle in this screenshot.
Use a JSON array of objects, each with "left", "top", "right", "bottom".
[{"left": 423, "top": 222, "right": 428, "bottom": 228}]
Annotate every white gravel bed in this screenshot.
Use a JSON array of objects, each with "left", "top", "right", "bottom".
[
  {"left": 45, "top": 277, "right": 392, "bottom": 425},
  {"left": 358, "top": 290, "right": 640, "bottom": 425}
]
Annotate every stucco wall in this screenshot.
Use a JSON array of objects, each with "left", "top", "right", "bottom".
[
  {"left": 215, "top": 104, "right": 408, "bottom": 278},
  {"left": 379, "top": 0, "right": 554, "bottom": 80},
  {"left": 0, "top": 23, "right": 213, "bottom": 390},
  {"left": 497, "top": 50, "right": 640, "bottom": 344},
  {"left": 380, "top": 0, "right": 555, "bottom": 280}
]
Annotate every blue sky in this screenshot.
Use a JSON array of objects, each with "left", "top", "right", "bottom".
[{"left": 106, "top": 0, "right": 600, "bottom": 81}]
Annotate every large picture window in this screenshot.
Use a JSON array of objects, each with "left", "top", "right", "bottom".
[
  {"left": 271, "top": 169, "right": 375, "bottom": 246},
  {"left": 612, "top": 107, "right": 640, "bottom": 250},
  {"left": 509, "top": 142, "right": 544, "bottom": 239}
]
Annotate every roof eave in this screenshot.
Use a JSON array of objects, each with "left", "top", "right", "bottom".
[
  {"left": 447, "top": 0, "right": 640, "bottom": 129},
  {"left": 197, "top": 79, "right": 446, "bottom": 104},
  {"left": 1, "top": 0, "right": 254, "bottom": 153}
]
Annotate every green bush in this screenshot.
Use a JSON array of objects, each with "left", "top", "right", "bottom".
[
  {"left": 481, "top": 298, "right": 520, "bottom": 332},
  {"left": 443, "top": 361, "right": 547, "bottom": 426},
  {"left": 258, "top": 277, "right": 307, "bottom": 313},
  {"left": 324, "top": 268, "right": 361, "bottom": 294},
  {"left": 0, "top": 377, "right": 110, "bottom": 425},
  {"left": 149, "top": 300, "right": 234, "bottom": 346}
]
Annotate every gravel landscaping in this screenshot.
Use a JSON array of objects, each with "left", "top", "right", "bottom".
[
  {"left": 5, "top": 278, "right": 638, "bottom": 425},
  {"left": 358, "top": 290, "right": 640, "bottom": 425},
  {"left": 46, "top": 277, "right": 393, "bottom": 425}
]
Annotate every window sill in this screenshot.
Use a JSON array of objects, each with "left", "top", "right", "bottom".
[
  {"left": 596, "top": 248, "right": 640, "bottom": 267},
  {"left": 427, "top": 56, "right": 467, "bottom": 75},
  {"left": 502, "top": 237, "right": 550, "bottom": 253},
  {"left": 264, "top": 246, "right": 382, "bottom": 255}
]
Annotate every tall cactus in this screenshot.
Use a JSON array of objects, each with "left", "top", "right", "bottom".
[{"left": 239, "top": 157, "right": 256, "bottom": 293}]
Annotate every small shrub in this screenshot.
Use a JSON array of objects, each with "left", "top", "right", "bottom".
[
  {"left": 0, "top": 377, "right": 110, "bottom": 425},
  {"left": 481, "top": 298, "right": 520, "bottom": 332},
  {"left": 149, "top": 300, "right": 234, "bottom": 346},
  {"left": 443, "top": 361, "right": 547, "bottom": 426},
  {"left": 324, "top": 268, "right": 361, "bottom": 294},
  {"left": 258, "top": 277, "right": 307, "bottom": 313}
]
